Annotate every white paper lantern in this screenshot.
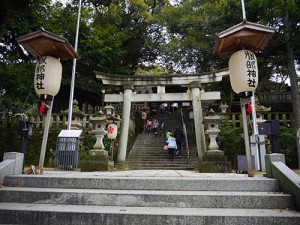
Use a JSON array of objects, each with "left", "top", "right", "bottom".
[
  {"left": 229, "top": 50, "right": 258, "bottom": 94},
  {"left": 34, "top": 56, "right": 62, "bottom": 99},
  {"left": 107, "top": 123, "right": 118, "bottom": 139}
]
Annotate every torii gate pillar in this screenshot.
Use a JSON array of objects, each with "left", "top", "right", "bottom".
[
  {"left": 190, "top": 81, "right": 206, "bottom": 160},
  {"left": 117, "top": 83, "right": 133, "bottom": 162}
]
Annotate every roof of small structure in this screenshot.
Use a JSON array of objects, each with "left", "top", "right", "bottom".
[
  {"left": 213, "top": 21, "right": 276, "bottom": 55},
  {"left": 16, "top": 28, "right": 78, "bottom": 59}
]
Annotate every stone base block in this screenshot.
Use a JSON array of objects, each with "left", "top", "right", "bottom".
[
  {"left": 89, "top": 149, "right": 108, "bottom": 157},
  {"left": 80, "top": 155, "right": 114, "bottom": 172},
  {"left": 114, "top": 162, "right": 131, "bottom": 170},
  {"left": 199, "top": 160, "right": 232, "bottom": 173},
  {"left": 206, "top": 150, "right": 224, "bottom": 157}
]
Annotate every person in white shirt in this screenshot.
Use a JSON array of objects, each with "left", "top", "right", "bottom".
[{"left": 166, "top": 133, "right": 177, "bottom": 160}]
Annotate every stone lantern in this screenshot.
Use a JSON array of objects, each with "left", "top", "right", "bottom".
[
  {"left": 204, "top": 108, "right": 223, "bottom": 157},
  {"left": 62, "top": 100, "right": 85, "bottom": 129},
  {"left": 89, "top": 110, "right": 109, "bottom": 156},
  {"left": 105, "top": 103, "right": 115, "bottom": 115},
  {"left": 200, "top": 108, "right": 231, "bottom": 173},
  {"left": 256, "top": 104, "right": 271, "bottom": 123},
  {"left": 219, "top": 102, "right": 228, "bottom": 114}
]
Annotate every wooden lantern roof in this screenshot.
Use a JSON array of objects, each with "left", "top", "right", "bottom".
[
  {"left": 16, "top": 28, "right": 78, "bottom": 59},
  {"left": 213, "top": 21, "right": 276, "bottom": 55}
]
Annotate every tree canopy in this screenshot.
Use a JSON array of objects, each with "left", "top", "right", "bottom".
[{"left": 0, "top": 0, "right": 299, "bottom": 127}]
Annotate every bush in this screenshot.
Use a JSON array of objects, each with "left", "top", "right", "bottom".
[
  {"left": 278, "top": 126, "right": 298, "bottom": 168},
  {"left": 218, "top": 123, "right": 245, "bottom": 162}
]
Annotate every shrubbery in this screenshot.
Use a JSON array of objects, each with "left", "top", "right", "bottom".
[
  {"left": 218, "top": 122, "right": 298, "bottom": 169},
  {"left": 278, "top": 126, "right": 298, "bottom": 168},
  {"left": 218, "top": 123, "right": 245, "bottom": 162}
]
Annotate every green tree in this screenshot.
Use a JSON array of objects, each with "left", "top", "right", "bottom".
[
  {"left": 0, "top": 0, "right": 52, "bottom": 114},
  {"left": 250, "top": 0, "right": 300, "bottom": 129}
]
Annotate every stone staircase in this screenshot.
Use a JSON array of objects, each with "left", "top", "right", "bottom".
[
  {"left": 0, "top": 171, "right": 300, "bottom": 224},
  {"left": 127, "top": 111, "right": 199, "bottom": 170}
]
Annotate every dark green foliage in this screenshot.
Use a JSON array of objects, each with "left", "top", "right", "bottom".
[
  {"left": 278, "top": 126, "right": 298, "bottom": 168},
  {"left": 0, "top": 128, "right": 59, "bottom": 167},
  {"left": 218, "top": 123, "right": 245, "bottom": 162},
  {"left": 80, "top": 133, "right": 96, "bottom": 154},
  {"left": 0, "top": 129, "right": 19, "bottom": 161},
  {"left": 133, "top": 110, "right": 144, "bottom": 134}
]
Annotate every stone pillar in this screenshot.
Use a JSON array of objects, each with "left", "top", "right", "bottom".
[
  {"left": 190, "top": 81, "right": 206, "bottom": 160},
  {"left": 118, "top": 83, "right": 133, "bottom": 162}
]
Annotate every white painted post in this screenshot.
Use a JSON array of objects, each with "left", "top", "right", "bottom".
[
  {"left": 190, "top": 81, "right": 206, "bottom": 160},
  {"left": 38, "top": 99, "right": 54, "bottom": 173},
  {"left": 240, "top": 98, "right": 254, "bottom": 177},
  {"left": 117, "top": 83, "right": 133, "bottom": 162}
]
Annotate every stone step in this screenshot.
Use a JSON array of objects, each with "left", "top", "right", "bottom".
[
  {"left": 2, "top": 175, "right": 280, "bottom": 191},
  {"left": 0, "top": 187, "right": 294, "bottom": 209},
  {"left": 126, "top": 158, "right": 195, "bottom": 162},
  {"left": 127, "top": 164, "right": 197, "bottom": 169},
  {"left": 128, "top": 166, "right": 196, "bottom": 170},
  {"left": 1, "top": 171, "right": 299, "bottom": 225},
  {"left": 1, "top": 203, "right": 299, "bottom": 225}
]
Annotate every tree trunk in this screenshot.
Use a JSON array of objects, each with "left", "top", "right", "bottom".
[{"left": 284, "top": 11, "right": 300, "bottom": 129}]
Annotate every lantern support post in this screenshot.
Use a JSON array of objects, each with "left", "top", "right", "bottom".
[
  {"left": 240, "top": 97, "right": 254, "bottom": 176},
  {"left": 38, "top": 100, "right": 53, "bottom": 173},
  {"left": 251, "top": 93, "right": 261, "bottom": 170}
]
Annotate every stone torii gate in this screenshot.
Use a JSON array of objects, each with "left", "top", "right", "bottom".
[{"left": 95, "top": 69, "right": 229, "bottom": 163}]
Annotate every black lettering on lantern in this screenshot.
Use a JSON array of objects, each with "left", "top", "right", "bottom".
[
  {"left": 244, "top": 51, "right": 257, "bottom": 88},
  {"left": 35, "top": 57, "right": 48, "bottom": 90}
]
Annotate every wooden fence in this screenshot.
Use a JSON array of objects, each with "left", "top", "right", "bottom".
[{"left": 1, "top": 111, "right": 294, "bottom": 130}]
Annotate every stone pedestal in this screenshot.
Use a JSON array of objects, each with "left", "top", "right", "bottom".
[
  {"left": 80, "top": 154, "right": 114, "bottom": 172},
  {"left": 199, "top": 154, "right": 232, "bottom": 173},
  {"left": 200, "top": 109, "right": 231, "bottom": 173}
]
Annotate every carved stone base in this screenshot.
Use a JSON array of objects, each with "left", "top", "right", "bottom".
[
  {"left": 80, "top": 154, "right": 114, "bottom": 172},
  {"left": 199, "top": 153, "right": 232, "bottom": 173}
]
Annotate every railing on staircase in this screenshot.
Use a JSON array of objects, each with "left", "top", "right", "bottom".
[{"left": 180, "top": 108, "right": 190, "bottom": 164}]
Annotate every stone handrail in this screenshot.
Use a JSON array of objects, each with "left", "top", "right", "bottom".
[
  {"left": 180, "top": 108, "right": 190, "bottom": 164},
  {"left": 265, "top": 153, "right": 300, "bottom": 210}
]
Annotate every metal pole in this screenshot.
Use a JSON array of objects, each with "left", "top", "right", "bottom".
[
  {"left": 241, "top": 0, "right": 247, "bottom": 21},
  {"left": 67, "top": 0, "right": 82, "bottom": 130},
  {"left": 38, "top": 99, "right": 54, "bottom": 174},
  {"left": 297, "top": 128, "right": 300, "bottom": 169},
  {"left": 240, "top": 98, "right": 254, "bottom": 177},
  {"left": 251, "top": 93, "right": 261, "bottom": 170}
]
